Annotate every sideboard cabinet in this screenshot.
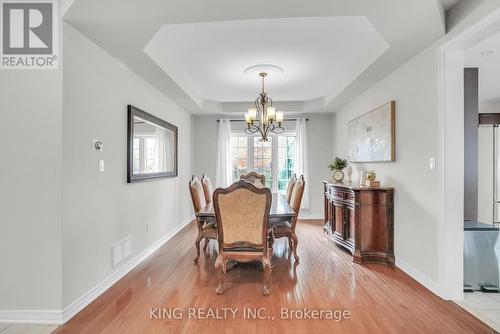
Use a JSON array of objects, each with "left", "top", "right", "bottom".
[{"left": 323, "top": 181, "right": 394, "bottom": 265}]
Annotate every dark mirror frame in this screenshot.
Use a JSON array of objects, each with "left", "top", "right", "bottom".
[{"left": 127, "top": 105, "right": 178, "bottom": 183}]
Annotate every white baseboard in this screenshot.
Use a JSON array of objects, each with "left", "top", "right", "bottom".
[
  {"left": 0, "top": 310, "right": 63, "bottom": 325},
  {"left": 62, "top": 215, "right": 194, "bottom": 324},
  {"left": 396, "top": 256, "right": 440, "bottom": 297},
  {"left": 0, "top": 216, "right": 194, "bottom": 326}
]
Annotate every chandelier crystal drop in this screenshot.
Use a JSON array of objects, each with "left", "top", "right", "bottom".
[{"left": 244, "top": 72, "right": 284, "bottom": 142}]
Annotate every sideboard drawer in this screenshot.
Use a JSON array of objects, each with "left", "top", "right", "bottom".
[
  {"left": 330, "top": 188, "right": 344, "bottom": 201},
  {"left": 360, "top": 191, "right": 386, "bottom": 206},
  {"left": 345, "top": 191, "right": 355, "bottom": 203}
]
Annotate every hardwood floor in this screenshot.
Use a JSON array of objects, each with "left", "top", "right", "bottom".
[{"left": 53, "top": 220, "right": 495, "bottom": 334}]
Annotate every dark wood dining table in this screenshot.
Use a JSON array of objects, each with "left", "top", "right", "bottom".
[{"left": 196, "top": 193, "right": 295, "bottom": 226}]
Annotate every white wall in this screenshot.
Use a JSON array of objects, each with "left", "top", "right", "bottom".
[
  {"left": 305, "top": 114, "right": 336, "bottom": 217},
  {"left": 192, "top": 113, "right": 334, "bottom": 218},
  {"left": 0, "top": 29, "right": 63, "bottom": 311},
  {"left": 334, "top": 44, "right": 441, "bottom": 283},
  {"left": 62, "top": 23, "right": 193, "bottom": 307},
  {"left": 478, "top": 125, "right": 494, "bottom": 224}
]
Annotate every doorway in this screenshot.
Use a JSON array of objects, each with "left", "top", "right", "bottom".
[
  {"left": 440, "top": 7, "right": 500, "bottom": 330},
  {"left": 439, "top": 7, "right": 500, "bottom": 300}
]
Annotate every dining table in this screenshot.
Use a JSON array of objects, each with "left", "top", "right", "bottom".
[{"left": 196, "top": 192, "right": 295, "bottom": 226}]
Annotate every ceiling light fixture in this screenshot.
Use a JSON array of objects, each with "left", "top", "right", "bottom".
[{"left": 244, "top": 71, "right": 284, "bottom": 142}]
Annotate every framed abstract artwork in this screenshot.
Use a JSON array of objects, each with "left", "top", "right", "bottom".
[{"left": 347, "top": 101, "right": 395, "bottom": 162}]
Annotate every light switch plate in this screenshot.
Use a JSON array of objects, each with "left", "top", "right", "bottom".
[
  {"left": 98, "top": 160, "right": 105, "bottom": 172},
  {"left": 429, "top": 157, "right": 436, "bottom": 170}
]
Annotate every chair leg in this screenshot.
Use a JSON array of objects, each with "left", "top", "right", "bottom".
[
  {"left": 262, "top": 256, "right": 271, "bottom": 296},
  {"left": 203, "top": 237, "right": 210, "bottom": 252},
  {"left": 215, "top": 255, "right": 225, "bottom": 295},
  {"left": 194, "top": 234, "right": 202, "bottom": 263},
  {"left": 267, "top": 229, "right": 275, "bottom": 250},
  {"left": 291, "top": 233, "right": 299, "bottom": 262}
]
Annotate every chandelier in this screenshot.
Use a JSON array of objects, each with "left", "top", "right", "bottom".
[{"left": 244, "top": 72, "right": 284, "bottom": 142}]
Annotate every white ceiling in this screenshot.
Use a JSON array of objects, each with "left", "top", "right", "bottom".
[
  {"left": 466, "top": 31, "right": 500, "bottom": 113},
  {"left": 64, "top": 0, "right": 446, "bottom": 114},
  {"left": 144, "top": 16, "right": 386, "bottom": 102}
]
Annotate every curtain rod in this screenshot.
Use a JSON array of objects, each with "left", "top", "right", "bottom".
[{"left": 216, "top": 118, "right": 308, "bottom": 123}]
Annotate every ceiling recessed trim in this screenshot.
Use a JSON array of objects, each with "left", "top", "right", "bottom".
[
  {"left": 243, "top": 64, "right": 284, "bottom": 76},
  {"left": 64, "top": 0, "right": 447, "bottom": 114},
  {"left": 144, "top": 16, "right": 386, "bottom": 103}
]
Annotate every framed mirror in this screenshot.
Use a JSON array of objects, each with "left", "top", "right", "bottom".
[{"left": 127, "top": 105, "right": 178, "bottom": 182}]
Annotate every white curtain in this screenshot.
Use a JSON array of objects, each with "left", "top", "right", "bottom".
[
  {"left": 215, "top": 119, "right": 232, "bottom": 188},
  {"left": 295, "top": 118, "right": 309, "bottom": 209}
]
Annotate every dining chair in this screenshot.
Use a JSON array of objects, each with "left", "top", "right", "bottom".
[
  {"left": 189, "top": 175, "right": 217, "bottom": 262},
  {"left": 273, "top": 175, "right": 305, "bottom": 262},
  {"left": 285, "top": 173, "right": 297, "bottom": 203},
  {"left": 240, "top": 172, "right": 266, "bottom": 187},
  {"left": 213, "top": 180, "right": 273, "bottom": 295},
  {"left": 201, "top": 174, "right": 214, "bottom": 204}
]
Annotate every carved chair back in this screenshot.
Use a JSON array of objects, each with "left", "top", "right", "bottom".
[
  {"left": 285, "top": 173, "right": 297, "bottom": 203},
  {"left": 289, "top": 175, "right": 305, "bottom": 228},
  {"left": 240, "top": 172, "right": 266, "bottom": 187},
  {"left": 189, "top": 175, "right": 207, "bottom": 213},
  {"left": 201, "top": 174, "right": 214, "bottom": 204},
  {"left": 213, "top": 180, "right": 271, "bottom": 251}
]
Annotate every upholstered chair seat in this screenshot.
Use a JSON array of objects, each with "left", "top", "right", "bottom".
[
  {"left": 272, "top": 221, "right": 292, "bottom": 235},
  {"left": 202, "top": 221, "right": 217, "bottom": 231}
]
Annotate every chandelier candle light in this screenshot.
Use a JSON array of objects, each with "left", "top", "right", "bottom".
[{"left": 244, "top": 72, "right": 284, "bottom": 142}]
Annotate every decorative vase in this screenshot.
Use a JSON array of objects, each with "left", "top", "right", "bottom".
[
  {"left": 332, "top": 170, "right": 344, "bottom": 183},
  {"left": 359, "top": 171, "right": 366, "bottom": 186},
  {"left": 345, "top": 165, "right": 353, "bottom": 185},
  {"left": 366, "top": 170, "right": 376, "bottom": 182}
]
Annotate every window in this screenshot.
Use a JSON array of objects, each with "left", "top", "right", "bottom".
[
  {"left": 253, "top": 137, "right": 273, "bottom": 188},
  {"left": 231, "top": 135, "right": 248, "bottom": 182},
  {"left": 133, "top": 137, "right": 140, "bottom": 172},
  {"left": 277, "top": 135, "right": 296, "bottom": 192},
  {"left": 145, "top": 137, "right": 157, "bottom": 173},
  {"left": 133, "top": 135, "right": 160, "bottom": 174},
  {"left": 231, "top": 133, "right": 296, "bottom": 192}
]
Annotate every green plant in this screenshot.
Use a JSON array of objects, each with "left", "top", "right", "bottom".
[{"left": 328, "top": 157, "right": 348, "bottom": 171}]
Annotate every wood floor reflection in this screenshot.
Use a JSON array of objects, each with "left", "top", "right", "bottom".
[{"left": 53, "top": 220, "right": 494, "bottom": 334}]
